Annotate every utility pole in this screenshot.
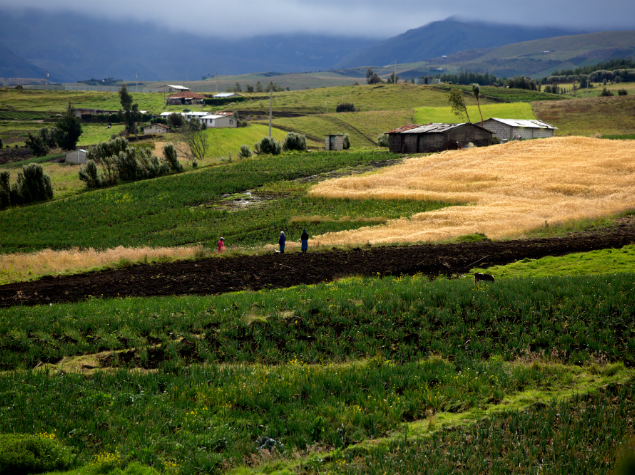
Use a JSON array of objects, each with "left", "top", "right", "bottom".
[
  {"left": 46, "top": 70, "right": 49, "bottom": 91},
  {"left": 394, "top": 60, "right": 397, "bottom": 84},
  {"left": 136, "top": 72, "right": 139, "bottom": 93},
  {"left": 269, "top": 91, "right": 273, "bottom": 138},
  {"left": 216, "top": 72, "right": 218, "bottom": 93},
  {"left": 587, "top": 78, "right": 589, "bottom": 98}
]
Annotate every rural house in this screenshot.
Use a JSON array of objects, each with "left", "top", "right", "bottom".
[
  {"left": 143, "top": 123, "right": 169, "bottom": 135},
  {"left": 483, "top": 118, "right": 557, "bottom": 141},
  {"left": 199, "top": 114, "right": 237, "bottom": 128},
  {"left": 166, "top": 91, "right": 206, "bottom": 105},
  {"left": 386, "top": 123, "right": 493, "bottom": 154}
]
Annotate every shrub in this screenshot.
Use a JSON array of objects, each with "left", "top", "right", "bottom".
[
  {"left": 258, "top": 136, "right": 282, "bottom": 155},
  {"left": 336, "top": 102, "right": 357, "bottom": 113},
  {"left": 618, "top": 89, "right": 629, "bottom": 96},
  {"left": 163, "top": 144, "right": 183, "bottom": 172},
  {"left": 282, "top": 132, "right": 307, "bottom": 152},
  {"left": 0, "top": 170, "right": 10, "bottom": 208},
  {"left": 0, "top": 433, "right": 75, "bottom": 475},
  {"left": 78, "top": 160, "right": 102, "bottom": 188},
  {"left": 167, "top": 113, "right": 184, "bottom": 129},
  {"left": 25, "top": 132, "right": 49, "bottom": 157},
  {"left": 9, "top": 164, "right": 53, "bottom": 205},
  {"left": 0, "top": 137, "right": 4, "bottom": 148},
  {"left": 238, "top": 144, "right": 252, "bottom": 159},
  {"left": 377, "top": 133, "right": 389, "bottom": 147},
  {"left": 600, "top": 87, "right": 614, "bottom": 96},
  {"left": 151, "top": 117, "right": 168, "bottom": 125}
]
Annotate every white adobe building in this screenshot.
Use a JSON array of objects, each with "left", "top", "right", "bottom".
[
  {"left": 199, "top": 114, "right": 237, "bottom": 128},
  {"left": 483, "top": 118, "right": 557, "bottom": 141}
]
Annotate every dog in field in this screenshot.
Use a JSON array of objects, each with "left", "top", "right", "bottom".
[{"left": 474, "top": 273, "right": 495, "bottom": 283}]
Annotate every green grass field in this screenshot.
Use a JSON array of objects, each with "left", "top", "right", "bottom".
[
  {"left": 562, "top": 81, "right": 635, "bottom": 99},
  {"left": 473, "top": 245, "right": 635, "bottom": 278},
  {"left": 434, "top": 84, "right": 565, "bottom": 103},
  {"left": 264, "top": 110, "right": 415, "bottom": 147},
  {"left": 202, "top": 124, "right": 288, "bottom": 158},
  {"left": 533, "top": 95, "right": 635, "bottom": 136},
  {"left": 414, "top": 103, "right": 536, "bottom": 124}
]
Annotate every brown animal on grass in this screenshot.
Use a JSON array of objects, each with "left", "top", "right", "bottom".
[{"left": 474, "top": 273, "right": 495, "bottom": 283}]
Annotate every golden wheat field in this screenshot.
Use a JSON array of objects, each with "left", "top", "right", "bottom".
[
  {"left": 309, "top": 137, "right": 635, "bottom": 245},
  {"left": 0, "top": 245, "right": 204, "bottom": 285}
]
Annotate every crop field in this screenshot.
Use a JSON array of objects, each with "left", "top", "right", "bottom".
[
  {"left": 309, "top": 137, "right": 635, "bottom": 245},
  {"left": 434, "top": 84, "right": 565, "bottom": 103},
  {"left": 0, "top": 150, "right": 458, "bottom": 254},
  {"left": 2, "top": 79, "right": 635, "bottom": 475},
  {"left": 562, "top": 81, "right": 635, "bottom": 98},
  {"left": 414, "top": 103, "right": 536, "bottom": 124},
  {"left": 0, "top": 122, "right": 127, "bottom": 148},
  {"left": 533, "top": 95, "right": 635, "bottom": 136},
  {"left": 1, "top": 271, "right": 634, "bottom": 473}
]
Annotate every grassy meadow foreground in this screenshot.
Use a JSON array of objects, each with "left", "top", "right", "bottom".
[{"left": 309, "top": 136, "right": 635, "bottom": 245}]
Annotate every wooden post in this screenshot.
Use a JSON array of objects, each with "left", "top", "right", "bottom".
[{"left": 269, "top": 91, "right": 272, "bottom": 138}]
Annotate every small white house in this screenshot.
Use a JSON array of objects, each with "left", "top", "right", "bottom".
[
  {"left": 144, "top": 123, "right": 169, "bottom": 135},
  {"left": 199, "top": 114, "right": 237, "bottom": 128},
  {"left": 483, "top": 118, "right": 557, "bottom": 141},
  {"left": 65, "top": 149, "right": 87, "bottom": 164},
  {"left": 212, "top": 92, "right": 242, "bottom": 99},
  {"left": 156, "top": 85, "right": 190, "bottom": 93}
]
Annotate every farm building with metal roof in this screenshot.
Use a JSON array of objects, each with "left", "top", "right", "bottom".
[
  {"left": 386, "top": 123, "right": 493, "bottom": 154},
  {"left": 483, "top": 118, "right": 557, "bottom": 141}
]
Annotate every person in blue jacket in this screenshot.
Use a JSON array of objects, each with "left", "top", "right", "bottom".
[
  {"left": 300, "top": 229, "right": 309, "bottom": 253},
  {"left": 279, "top": 231, "right": 286, "bottom": 253}
]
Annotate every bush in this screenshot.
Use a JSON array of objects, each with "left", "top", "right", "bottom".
[
  {"left": 618, "top": 89, "right": 629, "bottom": 96},
  {"left": 25, "top": 132, "right": 49, "bottom": 157},
  {"left": 163, "top": 144, "right": 183, "bottom": 172},
  {"left": 377, "top": 133, "right": 389, "bottom": 147},
  {"left": 0, "top": 170, "right": 10, "bottom": 208},
  {"left": 238, "top": 145, "right": 252, "bottom": 159},
  {"left": 167, "top": 113, "right": 184, "bottom": 129},
  {"left": 0, "top": 137, "right": 4, "bottom": 148},
  {"left": 282, "top": 132, "right": 307, "bottom": 152},
  {"left": 257, "top": 136, "right": 282, "bottom": 155},
  {"left": 600, "top": 87, "right": 614, "bottom": 97},
  {"left": 78, "top": 160, "right": 102, "bottom": 188},
  {"left": 151, "top": 117, "right": 168, "bottom": 125},
  {"left": 8, "top": 164, "right": 53, "bottom": 205},
  {"left": 336, "top": 102, "right": 357, "bottom": 113},
  {"left": 0, "top": 433, "right": 75, "bottom": 475}
]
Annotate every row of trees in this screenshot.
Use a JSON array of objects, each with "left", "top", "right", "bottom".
[
  {"left": 229, "top": 81, "right": 289, "bottom": 93},
  {"left": 0, "top": 164, "right": 53, "bottom": 209},
  {"left": 79, "top": 138, "right": 183, "bottom": 188},
  {"left": 238, "top": 131, "right": 350, "bottom": 158}
]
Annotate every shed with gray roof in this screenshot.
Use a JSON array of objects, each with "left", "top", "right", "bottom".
[
  {"left": 483, "top": 118, "right": 557, "bottom": 141},
  {"left": 386, "top": 123, "right": 493, "bottom": 154}
]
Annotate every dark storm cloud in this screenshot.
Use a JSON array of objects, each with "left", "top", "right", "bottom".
[{"left": 1, "top": 0, "right": 634, "bottom": 38}]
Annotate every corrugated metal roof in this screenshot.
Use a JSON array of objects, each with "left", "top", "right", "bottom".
[
  {"left": 387, "top": 123, "right": 468, "bottom": 134},
  {"left": 213, "top": 93, "right": 242, "bottom": 98},
  {"left": 486, "top": 118, "right": 558, "bottom": 129}
]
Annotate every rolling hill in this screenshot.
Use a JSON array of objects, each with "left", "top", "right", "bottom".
[{"left": 335, "top": 19, "right": 582, "bottom": 69}]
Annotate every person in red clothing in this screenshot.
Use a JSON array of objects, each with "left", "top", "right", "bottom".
[{"left": 217, "top": 237, "right": 225, "bottom": 253}]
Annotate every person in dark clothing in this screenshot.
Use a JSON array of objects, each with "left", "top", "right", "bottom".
[
  {"left": 301, "top": 229, "right": 309, "bottom": 253},
  {"left": 279, "top": 231, "right": 286, "bottom": 253}
]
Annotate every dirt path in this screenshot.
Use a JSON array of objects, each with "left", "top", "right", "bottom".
[{"left": 1, "top": 223, "right": 634, "bottom": 308}]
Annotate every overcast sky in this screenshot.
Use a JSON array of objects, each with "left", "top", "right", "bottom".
[{"left": 2, "top": 0, "right": 634, "bottom": 38}]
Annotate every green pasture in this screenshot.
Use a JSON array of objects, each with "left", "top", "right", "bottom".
[
  {"left": 562, "top": 81, "right": 635, "bottom": 98},
  {"left": 202, "top": 124, "right": 288, "bottom": 158},
  {"left": 414, "top": 102, "right": 536, "bottom": 124},
  {"left": 473, "top": 245, "right": 635, "bottom": 279},
  {"left": 533, "top": 95, "right": 635, "bottom": 136},
  {"left": 434, "top": 84, "right": 565, "bottom": 103},
  {"left": 264, "top": 109, "right": 415, "bottom": 147},
  {"left": 0, "top": 150, "right": 453, "bottom": 253}
]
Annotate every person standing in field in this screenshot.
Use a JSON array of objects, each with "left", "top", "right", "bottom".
[
  {"left": 301, "top": 229, "right": 309, "bottom": 253},
  {"left": 279, "top": 231, "right": 286, "bottom": 253},
  {"left": 217, "top": 237, "right": 225, "bottom": 254}
]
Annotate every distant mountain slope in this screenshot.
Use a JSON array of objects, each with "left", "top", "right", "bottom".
[
  {"left": 335, "top": 19, "right": 583, "bottom": 69},
  {"left": 0, "top": 9, "right": 375, "bottom": 82},
  {"left": 0, "top": 42, "right": 50, "bottom": 80}
]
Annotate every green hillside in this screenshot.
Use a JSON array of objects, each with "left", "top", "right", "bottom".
[{"left": 415, "top": 103, "right": 536, "bottom": 124}]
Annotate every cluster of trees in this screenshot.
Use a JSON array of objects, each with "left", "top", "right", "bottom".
[
  {"left": 445, "top": 84, "right": 484, "bottom": 126},
  {"left": 79, "top": 138, "right": 183, "bottom": 188},
  {"left": 0, "top": 164, "right": 53, "bottom": 209},
  {"left": 434, "top": 71, "right": 498, "bottom": 86},
  {"left": 366, "top": 68, "right": 384, "bottom": 85},
  {"left": 250, "top": 132, "right": 308, "bottom": 156},
  {"left": 600, "top": 88, "right": 629, "bottom": 97},
  {"left": 229, "top": 81, "right": 289, "bottom": 93},
  {"left": 504, "top": 76, "right": 540, "bottom": 91},
  {"left": 336, "top": 103, "right": 357, "bottom": 112},
  {"left": 550, "top": 58, "right": 635, "bottom": 79},
  {"left": 24, "top": 104, "right": 83, "bottom": 157}
]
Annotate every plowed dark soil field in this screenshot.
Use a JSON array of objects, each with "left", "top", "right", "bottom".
[{"left": 2, "top": 222, "right": 634, "bottom": 308}]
